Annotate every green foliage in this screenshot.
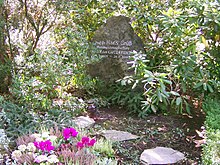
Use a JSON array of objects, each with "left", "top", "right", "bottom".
[
  {"left": 110, "top": 0, "right": 220, "bottom": 117},
  {"left": 203, "top": 97, "right": 220, "bottom": 130},
  {"left": 0, "top": 95, "right": 85, "bottom": 140},
  {"left": 93, "top": 138, "right": 115, "bottom": 158},
  {"left": 12, "top": 48, "right": 87, "bottom": 113},
  {"left": 202, "top": 96, "right": 220, "bottom": 164},
  {"left": 107, "top": 83, "right": 144, "bottom": 116},
  {"left": 202, "top": 129, "right": 220, "bottom": 165},
  {"left": 0, "top": 96, "right": 39, "bottom": 139}
]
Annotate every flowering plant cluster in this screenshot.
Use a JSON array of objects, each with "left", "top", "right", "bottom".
[{"left": 11, "top": 127, "right": 96, "bottom": 165}]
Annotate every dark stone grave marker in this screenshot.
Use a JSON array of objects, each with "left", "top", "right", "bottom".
[{"left": 87, "top": 16, "right": 145, "bottom": 82}]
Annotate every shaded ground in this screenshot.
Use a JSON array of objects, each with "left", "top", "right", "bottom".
[{"left": 93, "top": 106, "right": 205, "bottom": 164}]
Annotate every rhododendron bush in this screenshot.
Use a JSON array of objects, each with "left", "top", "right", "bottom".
[{"left": 11, "top": 127, "right": 99, "bottom": 164}]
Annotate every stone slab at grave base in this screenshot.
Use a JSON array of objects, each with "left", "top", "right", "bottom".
[
  {"left": 102, "top": 130, "right": 139, "bottom": 142},
  {"left": 140, "top": 147, "right": 185, "bottom": 165},
  {"left": 73, "top": 116, "right": 95, "bottom": 129}
]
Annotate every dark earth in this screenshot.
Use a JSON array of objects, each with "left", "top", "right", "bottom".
[{"left": 92, "top": 105, "right": 205, "bottom": 165}]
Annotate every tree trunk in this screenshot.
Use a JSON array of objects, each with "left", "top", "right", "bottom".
[{"left": 0, "top": 0, "right": 11, "bottom": 93}]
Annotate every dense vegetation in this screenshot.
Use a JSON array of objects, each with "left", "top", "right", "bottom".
[{"left": 0, "top": 0, "right": 220, "bottom": 164}]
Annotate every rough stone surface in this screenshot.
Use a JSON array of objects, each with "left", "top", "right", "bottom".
[
  {"left": 140, "top": 147, "right": 185, "bottom": 165},
  {"left": 0, "top": 129, "right": 9, "bottom": 162},
  {"left": 88, "top": 15, "right": 145, "bottom": 82},
  {"left": 73, "top": 116, "right": 95, "bottom": 129},
  {"left": 102, "top": 130, "right": 139, "bottom": 142}
]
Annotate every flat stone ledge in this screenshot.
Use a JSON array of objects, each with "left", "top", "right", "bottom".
[
  {"left": 140, "top": 147, "right": 185, "bottom": 165},
  {"left": 73, "top": 116, "right": 95, "bottom": 129},
  {"left": 102, "top": 130, "right": 139, "bottom": 142}
]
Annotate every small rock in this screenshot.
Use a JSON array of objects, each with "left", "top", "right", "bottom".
[
  {"left": 102, "top": 130, "right": 139, "bottom": 142},
  {"left": 140, "top": 147, "right": 185, "bottom": 165},
  {"left": 73, "top": 116, "right": 95, "bottom": 129},
  {"left": 0, "top": 129, "right": 9, "bottom": 162}
]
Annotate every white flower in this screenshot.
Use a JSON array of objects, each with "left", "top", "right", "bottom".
[
  {"left": 35, "top": 137, "right": 43, "bottom": 142},
  {"left": 31, "top": 133, "right": 41, "bottom": 139},
  {"left": 11, "top": 150, "right": 22, "bottom": 160},
  {"left": 196, "top": 42, "right": 205, "bottom": 51},
  {"left": 18, "top": 144, "right": 27, "bottom": 152},
  {"left": 47, "top": 135, "right": 57, "bottom": 142},
  {"left": 41, "top": 132, "right": 50, "bottom": 139},
  {"left": 47, "top": 154, "right": 59, "bottom": 163},
  {"left": 34, "top": 155, "right": 48, "bottom": 163},
  {"left": 27, "top": 142, "right": 36, "bottom": 152}
]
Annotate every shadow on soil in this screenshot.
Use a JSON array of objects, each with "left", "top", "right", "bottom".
[{"left": 93, "top": 106, "right": 205, "bottom": 165}]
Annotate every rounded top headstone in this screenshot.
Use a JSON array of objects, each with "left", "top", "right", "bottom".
[{"left": 87, "top": 15, "right": 145, "bottom": 83}]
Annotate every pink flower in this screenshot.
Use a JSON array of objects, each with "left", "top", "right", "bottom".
[
  {"left": 88, "top": 139, "right": 96, "bottom": 147},
  {"left": 76, "top": 142, "right": 84, "bottom": 149},
  {"left": 81, "top": 136, "right": 90, "bottom": 144},
  {"left": 63, "top": 128, "right": 71, "bottom": 140},
  {"left": 63, "top": 127, "right": 78, "bottom": 140},
  {"left": 76, "top": 136, "right": 96, "bottom": 149},
  {"left": 34, "top": 140, "right": 55, "bottom": 152}
]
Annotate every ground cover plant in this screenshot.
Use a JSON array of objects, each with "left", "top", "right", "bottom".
[
  {"left": 0, "top": 0, "right": 220, "bottom": 164},
  {"left": 202, "top": 96, "right": 220, "bottom": 164}
]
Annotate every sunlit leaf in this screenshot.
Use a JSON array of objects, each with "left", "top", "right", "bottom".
[
  {"left": 176, "top": 97, "right": 182, "bottom": 106},
  {"left": 170, "top": 91, "right": 180, "bottom": 96},
  {"left": 151, "top": 104, "right": 157, "bottom": 113}
]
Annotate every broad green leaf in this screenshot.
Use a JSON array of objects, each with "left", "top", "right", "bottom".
[
  {"left": 207, "top": 84, "right": 214, "bottom": 93},
  {"left": 157, "top": 89, "right": 162, "bottom": 102},
  {"left": 194, "top": 82, "right": 203, "bottom": 89},
  {"left": 176, "top": 97, "right": 182, "bottom": 106},
  {"left": 184, "top": 100, "right": 191, "bottom": 114},
  {"left": 203, "top": 83, "right": 207, "bottom": 91},
  {"left": 159, "top": 81, "right": 166, "bottom": 91},
  {"left": 163, "top": 79, "right": 172, "bottom": 85},
  {"left": 144, "top": 70, "right": 154, "bottom": 77},
  {"left": 170, "top": 91, "right": 180, "bottom": 96}
]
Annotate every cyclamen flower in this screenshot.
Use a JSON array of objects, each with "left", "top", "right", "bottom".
[
  {"left": 34, "top": 140, "right": 55, "bottom": 152},
  {"left": 76, "top": 142, "right": 84, "bottom": 149},
  {"left": 62, "top": 127, "right": 78, "bottom": 140},
  {"left": 76, "top": 136, "right": 96, "bottom": 149}
]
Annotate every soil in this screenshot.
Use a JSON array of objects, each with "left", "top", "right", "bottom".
[{"left": 92, "top": 106, "right": 206, "bottom": 165}]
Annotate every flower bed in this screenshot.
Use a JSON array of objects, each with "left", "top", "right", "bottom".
[{"left": 10, "top": 127, "right": 116, "bottom": 165}]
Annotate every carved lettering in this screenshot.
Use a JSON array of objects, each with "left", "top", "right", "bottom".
[{"left": 95, "top": 40, "right": 133, "bottom": 58}]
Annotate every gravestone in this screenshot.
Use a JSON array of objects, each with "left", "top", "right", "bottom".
[{"left": 87, "top": 16, "right": 145, "bottom": 82}]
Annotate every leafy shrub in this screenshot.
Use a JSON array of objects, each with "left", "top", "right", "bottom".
[
  {"left": 109, "top": 0, "right": 220, "bottom": 117},
  {"left": 107, "top": 83, "right": 144, "bottom": 116}
]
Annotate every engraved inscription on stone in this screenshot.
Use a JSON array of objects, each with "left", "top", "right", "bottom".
[
  {"left": 92, "top": 16, "right": 145, "bottom": 60},
  {"left": 95, "top": 40, "right": 132, "bottom": 58}
]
